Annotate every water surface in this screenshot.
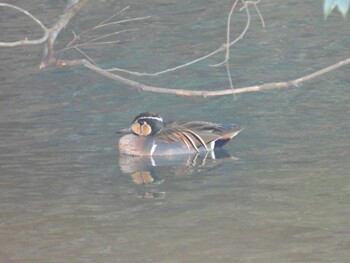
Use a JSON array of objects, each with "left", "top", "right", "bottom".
[{"left": 0, "top": 1, "right": 350, "bottom": 262}]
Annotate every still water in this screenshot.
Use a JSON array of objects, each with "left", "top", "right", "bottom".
[{"left": 0, "top": 0, "right": 350, "bottom": 262}]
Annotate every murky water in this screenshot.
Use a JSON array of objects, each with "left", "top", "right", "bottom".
[{"left": 1, "top": 1, "right": 350, "bottom": 262}]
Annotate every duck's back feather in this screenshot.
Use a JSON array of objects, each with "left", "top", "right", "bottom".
[{"left": 156, "top": 121, "right": 242, "bottom": 151}]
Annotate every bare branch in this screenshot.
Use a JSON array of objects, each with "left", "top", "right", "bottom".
[
  {"left": 64, "top": 5, "right": 133, "bottom": 49},
  {"left": 252, "top": 0, "right": 265, "bottom": 28},
  {"left": 106, "top": 0, "right": 254, "bottom": 76},
  {"left": 85, "top": 29, "right": 137, "bottom": 44},
  {"left": 107, "top": 47, "right": 226, "bottom": 76},
  {"left": 40, "top": 0, "right": 89, "bottom": 68},
  {"left": 226, "top": 62, "right": 235, "bottom": 97},
  {"left": 57, "top": 57, "right": 350, "bottom": 97},
  {"left": 0, "top": 3, "right": 49, "bottom": 47},
  {"left": 292, "top": 57, "right": 350, "bottom": 85},
  {"left": 57, "top": 29, "right": 136, "bottom": 54},
  {"left": 74, "top": 47, "right": 98, "bottom": 66},
  {"left": 80, "top": 40, "right": 122, "bottom": 46},
  {"left": 2, "top": 1, "right": 348, "bottom": 100},
  {"left": 210, "top": 0, "right": 239, "bottom": 67},
  {"left": 65, "top": 31, "right": 80, "bottom": 49},
  {"left": 210, "top": 0, "right": 263, "bottom": 96},
  {"left": 94, "top": 5, "right": 130, "bottom": 28},
  {"left": 92, "top": 16, "right": 151, "bottom": 30}
]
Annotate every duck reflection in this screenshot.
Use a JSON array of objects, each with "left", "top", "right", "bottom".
[{"left": 119, "top": 150, "right": 237, "bottom": 184}]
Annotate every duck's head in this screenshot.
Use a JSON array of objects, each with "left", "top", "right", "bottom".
[{"left": 125, "top": 112, "right": 164, "bottom": 136}]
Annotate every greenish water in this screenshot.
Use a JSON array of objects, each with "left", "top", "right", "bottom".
[{"left": 0, "top": 1, "right": 349, "bottom": 262}]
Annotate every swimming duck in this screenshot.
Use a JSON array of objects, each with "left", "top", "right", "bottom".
[{"left": 118, "top": 112, "right": 242, "bottom": 156}]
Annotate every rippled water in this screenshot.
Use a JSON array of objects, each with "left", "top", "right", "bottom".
[{"left": 1, "top": 1, "right": 350, "bottom": 262}]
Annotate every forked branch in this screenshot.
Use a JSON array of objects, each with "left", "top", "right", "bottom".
[
  {"left": 0, "top": 1, "right": 88, "bottom": 67},
  {"left": 0, "top": 3, "right": 49, "bottom": 46}
]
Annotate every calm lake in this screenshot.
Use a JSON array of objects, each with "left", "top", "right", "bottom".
[{"left": 0, "top": 0, "right": 349, "bottom": 262}]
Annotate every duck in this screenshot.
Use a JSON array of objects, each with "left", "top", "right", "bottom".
[{"left": 118, "top": 112, "right": 242, "bottom": 156}]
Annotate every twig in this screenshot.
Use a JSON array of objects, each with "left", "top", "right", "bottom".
[
  {"left": 57, "top": 29, "right": 136, "bottom": 54},
  {"left": 226, "top": 62, "right": 235, "bottom": 94},
  {"left": 74, "top": 47, "right": 98, "bottom": 66},
  {"left": 40, "top": 0, "right": 89, "bottom": 68},
  {"left": 94, "top": 5, "right": 130, "bottom": 28},
  {"left": 65, "top": 31, "right": 80, "bottom": 49},
  {"left": 65, "top": 5, "right": 132, "bottom": 49},
  {"left": 0, "top": 3, "right": 49, "bottom": 47},
  {"left": 106, "top": 1, "right": 253, "bottom": 76},
  {"left": 107, "top": 47, "right": 225, "bottom": 75},
  {"left": 85, "top": 29, "right": 138, "bottom": 43},
  {"left": 210, "top": 0, "right": 239, "bottom": 67},
  {"left": 80, "top": 40, "right": 122, "bottom": 46},
  {"left": 92, "top": 16, "right": 151, "bottom": 30},
  {"left": 210, "top": 0, "right": 240, "bottom": 96},
  {"left": 252, "top": 0, "right": 265, "bottom": 27}
]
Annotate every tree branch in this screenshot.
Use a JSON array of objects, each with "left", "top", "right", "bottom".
[
  {"left": 1, "top": 1, "right": 349, "bottom": 99},
  {"left": 106, "top": 1, "right": 255, "bottom": 76},
  {"left": 40, "top": 0, "right": 89, "bottom": 68},
  {"left": 58, "top": 57, "right": 350, "bottom": 97},
  {"left": 0, "top": 3, "right": 49, "bottom": 47}
]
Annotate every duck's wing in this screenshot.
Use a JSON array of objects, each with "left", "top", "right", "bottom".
[{"left": 156, "top": 121, "right": 242, "bottom": 151}]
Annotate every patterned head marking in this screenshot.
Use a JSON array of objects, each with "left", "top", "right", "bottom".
[{"left": 131, "top": 112, "right": 163, "bottom": 136}]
